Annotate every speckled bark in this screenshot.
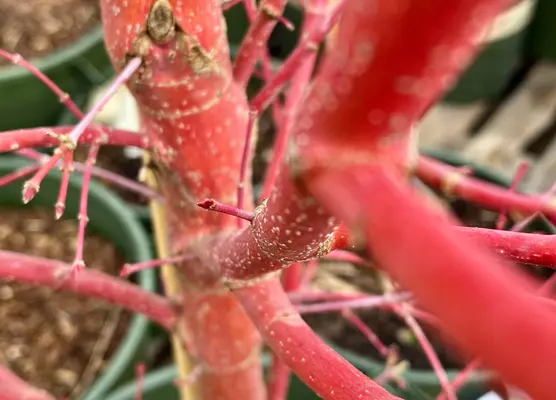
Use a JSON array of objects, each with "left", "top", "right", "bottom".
[
  {"left": 285, "top": 0, "right": 556, "bottom": 399},
  {"left": 98, "top": 0, "right": 524, "bottom": 399},
  {"left": 100, "top": 1, "right": 265, "bottom": 398}
]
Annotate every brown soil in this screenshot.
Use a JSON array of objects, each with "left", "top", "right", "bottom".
[
  {"left": 74, "top": 145, "right": 148, "bottom": 205},
  {"left": 0, "top": 207, "right": 131, "bottom": 399},
  {"left": 0, "top": 0, "right": 100, "bottom": 66}
]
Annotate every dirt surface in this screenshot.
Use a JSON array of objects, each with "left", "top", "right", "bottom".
[
  {"left": 0, "top": 0, "right": 100, "bottom": 66},
  {"left": 74, "top": 145, "right": 147, "bottom": 205},
  {"left": 0, "top": 207, "right": 131, "bottom": 399}
]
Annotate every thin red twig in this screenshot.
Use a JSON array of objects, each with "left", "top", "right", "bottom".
[
  {"left": 296, "top": 292, "right": 411, "bottom": 314},
  {"left": 0, "top": 163, "right": 40, "bottom": 187},
  {"left": 394, "top": 304, "right": 456, "bottom": 400},
  {"left": 55, "top": 152, "right": 73, "bottom": 219},
  {"left": 198, "top": 198, "right": 254, "bottom": 221},
  {"left": 72, "top": 144, "right": 100, "bottom": 272},
  {"left": 495, "top": 161, "right": 529, "bottom": 230},
  {"left": 16, "top": 148, "right": 162, "bottom": 202},
  {"left": 134, "top": 364, "right": 146, "bottom": 400},
  {"left": 342, "top": 309, "right": 390, "bottom": 357},
  {"left": 121, "top": 254, "right": 196, "bottom": 277},
  {"left": 259, "top": 0, "right": 324, "bottom": 200},
  {"left": 250, "top": 1, "right": 343, "bottom": 113}
]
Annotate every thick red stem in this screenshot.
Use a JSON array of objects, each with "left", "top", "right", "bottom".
[
  {"left": 100, "top": 1, "right": 265, "bottom": 398},
  {"left": 235, "top": 279, "right": 400, "bottom": 400},
  {"left": 308, "top": 164, "right": 556, "bottom": 399}
]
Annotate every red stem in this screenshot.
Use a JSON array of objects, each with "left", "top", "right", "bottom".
[
  {"left": 22, "top": 154, "right": 61, "bottom": 203},
  {"left": 55, "top": 152, "right": 73, "bottom": 219},
  {"left": 134, "top": 364, "right": 146, "bottom": 400},
  {"left": 0, "top": 126, "right": 147, "bottom": 153},
  {"left": 325, "top": 249, "right": 369, "bottom": 266},
  {"left": 416, "top": 156, "right": 556, "bottom": 224},
  {"left": 237, "top": 112, "right": 257, "bottom": 225},
  {"left": 101, "top": 1, "right": 267, "bottom": 398},
  {"left": 342, "top": 309, "right": 390, "bottom": 358},
  {"left": 332, "top": 223, "right": 556, "bottom": 268},
  {"left": 266, "top": 357, "right": 291, "bottom": 400},
  {"left": 72, "top": 144, "right": 100, "bottom": 271},
  {"left": 308, "top": 164, "right": 556, "bottom": 399},
  {"left": 67, "top": 57, "right": 142, "bottom": 145},
  {"left": 289, "top": 290, "right": 366, "bottom": 303},
  {"left": 394, "top": 304, "right": 456, "bottom": 400},
  {"left": 456, "top": 226, "right": 556, "bottom": 268},
  {"left": 235, "top": 279, "right": 400, "bottom": 399},
  {"left": 121, "top": 254, "right": 196, "bottom": 277},
  {"left": 300, "top": 259, "right": 319, "bottom": 287},
  {"left": 233, "top": 0, "right": 289, "bottom": 86},
  {"left": 197, "top": 198, "right": 254, "bottom": 221},
  {"left": 0, "top": 163, "right": 40, "bottom": 187},
  {"left": 0, "top": 250, "right": 177, "bottom": 330},
  {"left": 296, "top": 292, "right": 410, "bottom": 314},
  {"left": 260, "top": 0, "right": 324, "bottom": 200},
  {"left": 495, "top": 161, "right": 529, "bottom": 230},
  {"left": 16, "top": 148, "right": 161, "bottom": 202},
  {"left": 249, "top": 1, "right": 343, "bottom": 113},
  {"left": 0, "top": 49, "right": 87, "bottom": 117},
  {"left": 0, "top": 364, "right": 56, "bottom": 400},
  {"left": 222, "top": 0, "right": 243, "bottom": 11},
  {"left": 437, "top": 359, "right": 483, "bottom": 400}
]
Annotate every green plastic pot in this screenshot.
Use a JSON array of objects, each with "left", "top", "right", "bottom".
[
  {"left": 105, "top": 353, "right": 429, "bottom": 400},
  {"left": 443, "top": 0, "right": 536, "bottom": 103},
  {"left": 0, "top": 26, "right": 112, "bottom": 131},
  {"left": 525, "top": 0, "right": 556, "bottom": 62},
  {"left": 103, "top": 345, "right": 484, "bottom": 399},
  {"left": 0, "top": 156, "right": 156, "bottom": 400}
]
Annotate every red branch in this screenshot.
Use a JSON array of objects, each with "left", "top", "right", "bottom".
[
  {"left": 308, "top": 164, "right": 556, "bottom": 399},
  {"left": 233, "top": 0, "right": 288, "bottom": 86},
  {"left": 249, "top": 2, "right": 342, "bottom": 114},
  {"left": 457, "top": 226, "right": 556, "bottom": 268},
  {"left": 0, "top": 364, "right": 55, "bottom": 400},
  {"left": 416, "top": 156, "right": 556, "bottom": 224},
  {"left": 0, "top": 250, "right": 177, "bottom": 330},
  {"left": 0, "top": 126, "right": 147, "bottom": 153},
  {"left": 235, "top": 279, "right": 400, "bottom": 399}
]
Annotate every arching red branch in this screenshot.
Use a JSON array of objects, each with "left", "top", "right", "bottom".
[{"left": 0, "top": 251, "right": 176, "bottom": 330}]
